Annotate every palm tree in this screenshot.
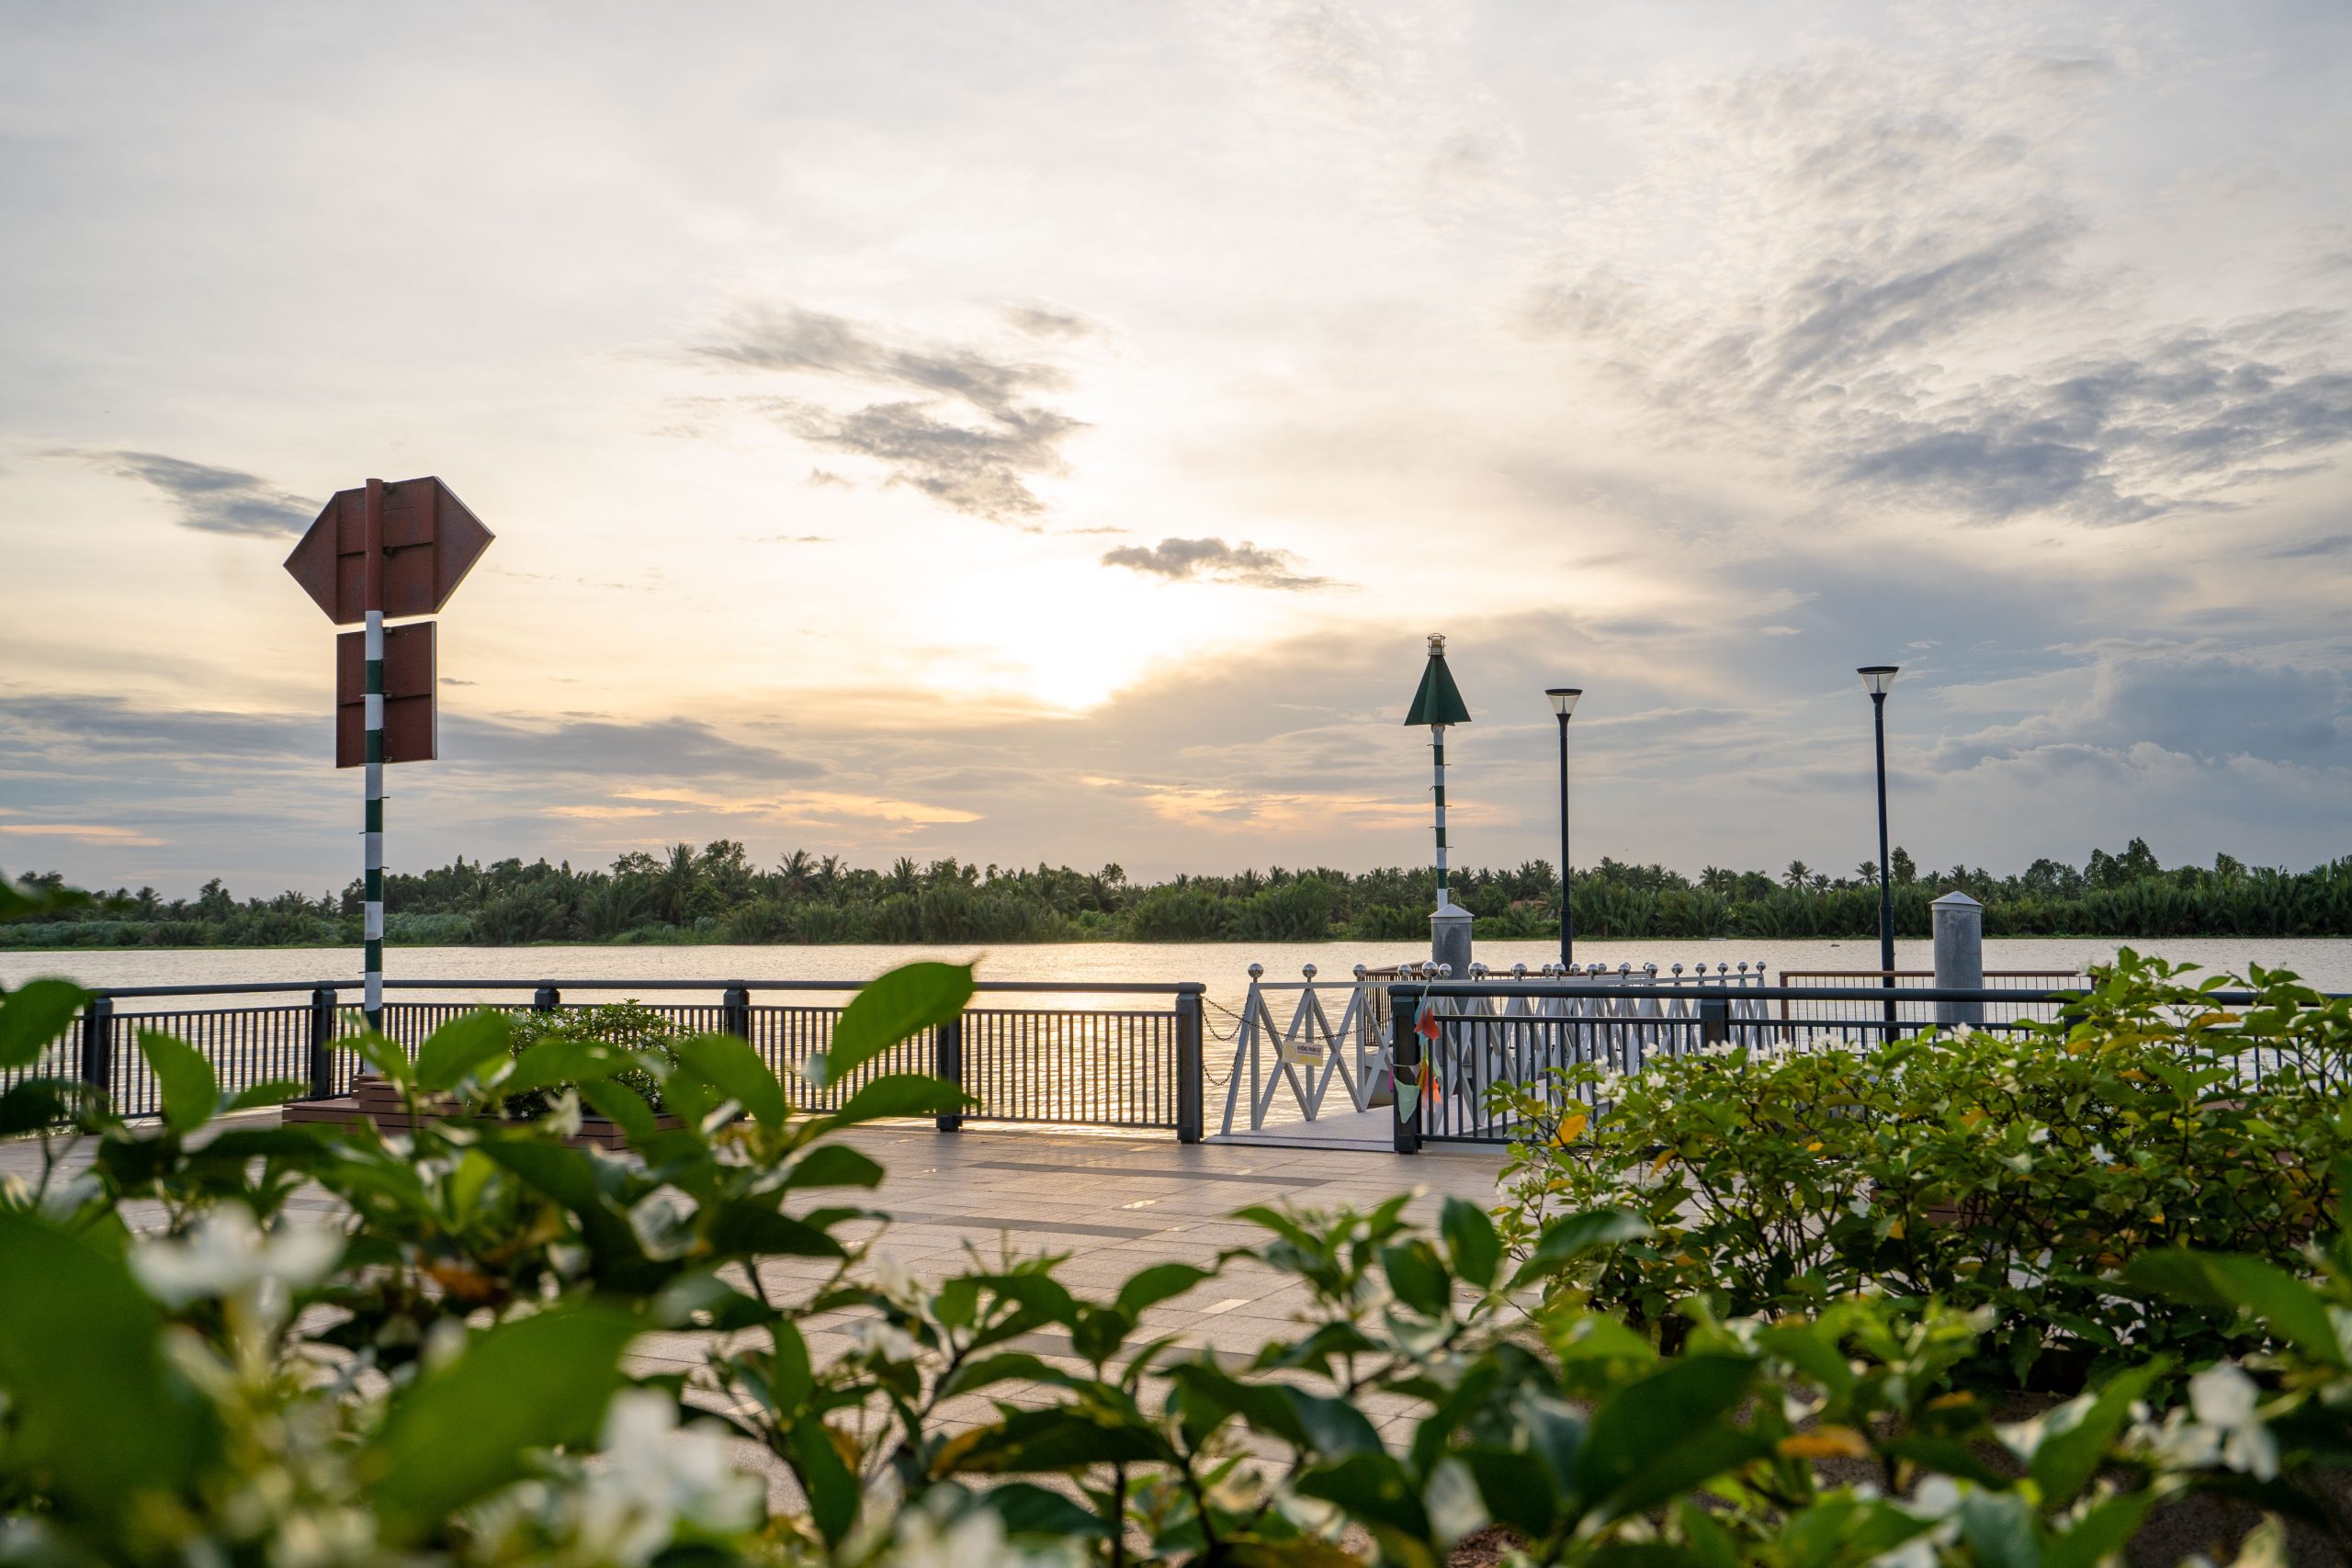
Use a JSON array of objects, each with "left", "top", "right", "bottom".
[
  {"left": 889, "top": 856, "right": 920, "bottom": 895},
  {"left": 777, "top": 850, "right": 815, "bottom": 897},
  {"left": 1782, "top": 860, "right": 1812, "bottom": 890},
  {"left": 654, "top": 843, "right": 701, "bottom": 926}
]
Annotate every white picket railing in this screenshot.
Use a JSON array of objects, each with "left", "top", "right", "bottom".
[{"left": 1217, "top": 960, "right": 1775, "bottom": 1135}]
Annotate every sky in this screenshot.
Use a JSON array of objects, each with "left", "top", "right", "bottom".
[{"left": 2, "top": 0, "right": 2348, "bottom": 899}]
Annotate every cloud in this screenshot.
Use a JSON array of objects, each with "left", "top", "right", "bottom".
[
  {"left": 999, "top": 302, "right": 1101, "bottom": 341},
  {"left": 57, "top": 450, "right": 311, "bottom": 536},
  {"left": 693, "top": 302, "right": 1085, "bottom": 524},
  {"left": 1100, "top": 536, "right": 1333, "bottom": 590},
  {"left": 1837, "top": 321, "right": 2352, "bottom": 524},
  {"left": 1521, "top": 45, "right": 2352, "bottom": 526},
  {"left": 763, "top": 397, "right": 1079, "bottom": 525},
  {"left": 0, "top": 822, "right": 165, "bottom": 846},
  {"left": 2267, "top": 531, "right": 2352, "bottom": 559}
]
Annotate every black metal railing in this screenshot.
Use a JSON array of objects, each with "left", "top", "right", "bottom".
[
  {"left": 1386, "top": 978, "right": 2352, "bottom": 1149},
  {"left": 29, "top": 976, "right": 1208, "bottom": 1141}
]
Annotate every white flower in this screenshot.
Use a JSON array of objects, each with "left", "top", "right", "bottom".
[
  {"left": 886, "top": 1497, "right": 1084, "bottom": 1568},
  {"left": 573, "top": 1390, "right": 763, "bottom": 1563},
  {"left": 2189, "top": 1362, "right": 2278, "bottom": 1481},
  {"left": 1875, "top": 1475, "right": 1963, "bottom": 1568},
  {"left": 2027, "top": 1127, "right": 2050, "bottom": 1145},
  {"left": 2088, "top": 1142, "right": 2112, "bottom": 1165},
  {"left": 848, "top": 1318, "right": 920, "bottom": 1363},
  {"left": 627, "top": 1187, "right": 699, "bottom": 1259},
  {"left": 1426, "top": 1458, "right": 1486, "bottom": 1544},
  {"left": 871, "top": 1249, "right": 925, "bottom": 1309},
  {"left": 131, "top": 1204, "right": 341, "bottom": 1315}
]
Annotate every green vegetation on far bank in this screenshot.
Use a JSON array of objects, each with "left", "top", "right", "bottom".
[{"left": 6, "top": 836, "right": 2349, "bottom": 950}]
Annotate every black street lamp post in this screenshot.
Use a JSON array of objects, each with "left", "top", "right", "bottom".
[
  {"left": 1858, "top": 666, "right": 1900, "bottom": 1026},
  {"left": 1546, "top": 688, "right": 1581, "bottom": 967}
]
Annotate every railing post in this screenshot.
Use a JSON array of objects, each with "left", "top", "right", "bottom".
[
  {"left": 1174, "top": 987, "right": 1204, "bottom": 1145},
  {"left": 532, "top": 986, "right": 560, "bottom": 1013},
  {"left": 1932, "top": 891, "right": 1985, "bottom": 1031},
  {"left": 77, "top": 995, "right": 115, "bottom": 1100},
  {"left": 1390, "top": 986, "right": 1421, "bottom": 1154},
  {"left": 1700, "top": 994, "right": 1729, "bottom": 1049},
  {"left": 307, "top": 987, "right": 337, "bottom": 1100},
  {"left": 720, "top": 984, "right": 751, "bottom": 1040},
  {"left": 933, "top": 1014, "right": 966, "bottom": 1133}
]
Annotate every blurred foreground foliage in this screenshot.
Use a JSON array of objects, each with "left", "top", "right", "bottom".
[{"left": 2, "top": 953, "right": 2349, "bottom": 1564}]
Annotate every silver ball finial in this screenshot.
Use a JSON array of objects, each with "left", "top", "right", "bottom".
[
  {"left": 1248, "top": 963, "right": 1264, "bottom": 980},
  {"left": 1302, "top": 963, "right": 1317, "bottom": 980},
  {"left": 1437, "top": 963, "right": 1453, "bottom": 978},
  {"left": 1352, "top": 964, "right": 1368, "bottom": 981},
  {"left": 1512, "top": 963, "right": 1528, "bottom": 979}
]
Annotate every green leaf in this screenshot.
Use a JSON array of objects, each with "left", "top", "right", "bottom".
[
  {"left": 2043, "top": 1492, "right": 2154, "bottom": 1568},
  {"left": 413, "top": 1010, "right": 513, "bottom": 1095},
  {"left": 1382, "top": 1239, "right": 1453, "bottom": 1316},
  {"left": 2124, "top": 1250, "right": 2347, "bottom": 1369},
  {"left": 367, "top": 1304, "right": 639, "bottom": 1540},
  {"left": 505, "top": 1038, "right": 633, "bottom": 1097},
  {"left": 1576, "top": 1355, "right": 1756, "bottom": 1514},
  {"left": 137, "top": 1030, "right": 218, "bottom": 1134},
  {"left": 1114, "top": 1262, "right": 1214, "bottom": 1319},
  {"left": 1294, "top": 1450, "right": 1431, "bottom": 1540},
  {"left": 705, "top": 1199, "right": 847, "bottom": 1258},
  {"left": 790, "top": 1413, "right": 861, "bottom": 1545},
  {"left": 0, "top": 1077, "right": 73, "bottom": 1135},
  {"left": 1509, "top": 1207, "right": 1651, "bottom": 1291},
  {"left": 0, "top": 1212, "right": 214, "bottom": 1519},
  {"left": 1462, "top": 1445, "right": 1558, "bottom": 1538},
  {"left": 2030, "top": 1361, "right": 2165, "bottom": 1507},
  {"left": 0, "top": 978, "right": 85, "bottom": 1069},
  {"left": 827, "top": 1071, "right": 970, "bottom": 1128},
  {"left": 576, "top": 1077, "right": 657, "bottom": 1141},
  {"left": 671, "top": 1032, "right": 789, "bottom": 1132},
  {"left": 979, "top": 1481, "right": 1116, "bottom": 1540},
  {"left": 769, "top": 1320, "right": 814, "bottom": 1415},
  {"left": 1441, "top": 1197, "right": 1501, "bottom": 1290},
  {"left": 826, "top": 962, "right": 974, "bottom": 1086},
  {"left": 1957, "top": 1488, "right": 2041, "bottom": 1568},
  {"left": 226, "top": 1077, "right": 311, "bottom": 1111},
  {"left": 786, "top": 1145, "right": 887, "bottom": 1189}
]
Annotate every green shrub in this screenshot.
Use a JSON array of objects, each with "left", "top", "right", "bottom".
[
  {"left": 1495, "top": 953, "right": 2352, "bottom": 1388},
  {"left": 498, "top": 999, "right": 685, "bottom": 1119},
  {"left": 5, "top": 957, "right": 2347, "bottom": 1563}
]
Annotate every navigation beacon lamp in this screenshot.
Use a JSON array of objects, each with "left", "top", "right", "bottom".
[{"left": 1404, "top": 633, "right": 1475, "bottom": 982}]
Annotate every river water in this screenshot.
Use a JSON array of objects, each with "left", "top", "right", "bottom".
[{"left": 6, "top": 936, "right": 2348, "bottom": 1022}]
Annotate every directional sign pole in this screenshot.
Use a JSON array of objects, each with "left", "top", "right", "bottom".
[
  {"left": 285, "top": 473, "right": 492, "bottom": 1044},
  {"left": 361, "top": 478, "right": 386, "bottom": 1033}
]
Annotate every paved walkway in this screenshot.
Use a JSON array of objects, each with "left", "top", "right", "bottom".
[{"left": 6, "top": 1116, "right": 1508, "bottom": 1440}]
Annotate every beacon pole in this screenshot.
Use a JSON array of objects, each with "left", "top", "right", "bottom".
[{"left": 361, "top": 478, "right": 386, "bottom": 1033}]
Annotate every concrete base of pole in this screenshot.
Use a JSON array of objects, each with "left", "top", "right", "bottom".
[
  {"left": 1430, "top": 901, "right": 1474, "bottom": 980},
  {"left": 1932, "top": 890, "right": 1984, "bottom": 1029}
]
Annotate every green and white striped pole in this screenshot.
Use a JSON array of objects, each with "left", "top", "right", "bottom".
[
  {"left": 1430, "top": 722, "right": 1450, "bottom": 908},
  {"left": 361, "top": 478, "right": 385, "bottom": 1032},
  {"left": 1401, "top": 632, "right": 1474, "bottom": 981}
]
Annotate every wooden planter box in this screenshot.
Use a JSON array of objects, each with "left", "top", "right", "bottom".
[{"left": 283, "top": 1076, "right": 678, "bottom": 1150}]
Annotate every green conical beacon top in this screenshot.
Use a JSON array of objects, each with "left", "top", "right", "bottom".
[{"left": 1403, "top": 633, "right": 1472, "bottom": 727}]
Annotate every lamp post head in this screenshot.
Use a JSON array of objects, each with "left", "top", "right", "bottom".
[
  {"left": 1545, "top": 686, "right": 1582, "bottom": 718},
  {"left": 1857, "top": 665, "right": 1899, "bottom": 698}
]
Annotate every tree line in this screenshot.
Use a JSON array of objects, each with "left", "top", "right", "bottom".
[{"left": 3, "top": 836, "right": 2347, "bottom": 948}]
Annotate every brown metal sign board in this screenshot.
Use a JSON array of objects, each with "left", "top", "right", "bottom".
[
  {"left": 285, "top": 476, "right": 493, "bottom": 624},
  {"left": 335, "top": 621, "right": 436, "bottom": 766}
]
